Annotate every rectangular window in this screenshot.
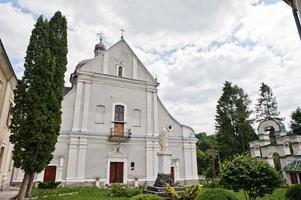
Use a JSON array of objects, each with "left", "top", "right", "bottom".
[
  {"left": 6, "top": 102, "right": 12, "bottom": 127},
  {"left": 131, "top": 162, "right": 135, "bottom": 171},
  {"left": 114, "top": 105, "right": 124, "bottom": 122},
  {"left": 95, "top": 105, "right": 105, "bottom": 124},
  {"left": 133, "top": 109, "right": 141, "bottom": 127}
]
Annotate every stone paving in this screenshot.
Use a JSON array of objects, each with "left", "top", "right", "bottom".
[{"left": 0, "top": 187, "right": 19, "bottom": 200}]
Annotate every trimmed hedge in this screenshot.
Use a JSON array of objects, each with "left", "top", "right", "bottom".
[
  {"left": 196, "top": 188, "right": 237, "bottom": 200},
  {"left": 130, "top": 194, "right": 161, "bottom": 200},
  {"left": 286, "top": 184, "right": 301, "bottom": 200}
]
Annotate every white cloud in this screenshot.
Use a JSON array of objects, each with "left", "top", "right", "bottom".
[{"left": 1, "top": 0, "right": 300, "bottom": 133}]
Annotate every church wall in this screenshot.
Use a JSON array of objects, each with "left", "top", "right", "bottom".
[
  {"left": 87, "top": 81, "right": 147, "bottom": 136},
  {"left": 157, "top": 99, "right": 183, "bottom": 137},
  {"left": 107, "top": 42, "right": 134, "bottom": 79},
  {"left": 61, "top": 88, "right": 76, "bottom": 131}
]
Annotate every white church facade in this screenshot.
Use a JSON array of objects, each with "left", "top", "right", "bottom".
[{"left": 12, "top": 37, "right": 198, "bottom": 186}]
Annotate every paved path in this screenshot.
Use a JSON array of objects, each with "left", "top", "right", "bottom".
[{"left": 0, "top": 187, "right": 19, "bottom": 200}]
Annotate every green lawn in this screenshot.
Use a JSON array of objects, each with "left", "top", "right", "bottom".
[
  {"left": 31, "top": 187, "right": 287, "bottom": 200},
  {"left": 231, "top": 188, "right": 287, "bottom": 200},
  {"left": 31, "top": 187, "right": 130, "bottom": 200}
]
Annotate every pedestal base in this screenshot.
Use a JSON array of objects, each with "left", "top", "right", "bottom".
[{"left": 154, "top": 173, "right": 174, "bottom": 187}]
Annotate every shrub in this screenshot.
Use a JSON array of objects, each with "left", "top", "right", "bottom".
[
  {"left": 109, "top": 183, "right": 142, "bottom": 197},
  {"left": 220, "top": 154, "right": 283, "bottom": 200},
  {"left": 37, "top": 181, "right": 61, "bottom": 189},
  {"left": 130, "top": 194, "right": 161, "bottom": 200},
  {"left": 196, "top": 188, "right": 237, "bottom": 200},
  {"left": 202, "top": 178, "right": 221, "bottom": 188},
  {"left": 286, "top": 184, "right": 301, "bottom": 200},
  {"left": 165, "top": 183, "right": 201, "bottom": 200}
]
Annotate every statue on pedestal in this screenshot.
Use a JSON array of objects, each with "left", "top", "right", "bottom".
[{"left": 158, "top": 126, "right": 169, "bottom": 153}]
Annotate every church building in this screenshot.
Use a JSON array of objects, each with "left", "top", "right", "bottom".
[{"left": 13, "top": 36, "right": 198, "bottom": 186}]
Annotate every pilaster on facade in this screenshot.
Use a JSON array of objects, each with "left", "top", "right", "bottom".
[
  {"left": 77, "top": 137, "right": 87, "bottom": 179},
  {"left": 66, "top": 136, "right": 80, "bottom": 179},
  {"left": 103, "top": 52, "right": 109, "bottom": 74},
  {"left": 146, "top": 91, "right": 153, "bottom": 136},
  {"left": 72, "top": 82, "right": 83, "bottom": 132},
  {"left": 81, "top": 82, "right": 91, "bottom": 132}
]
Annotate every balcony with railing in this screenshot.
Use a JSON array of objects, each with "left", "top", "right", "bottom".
[{"left": 109, "top": 127, "right": 132, "bottom": 142}]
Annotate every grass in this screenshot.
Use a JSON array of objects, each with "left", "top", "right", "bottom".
[
  {"left": 31, "top": 186, "right": 287, "bottom": 200},
  {"left": 31, "top": 187, "right": 130, "bottom": 200},
  {"left": 230, "top": 188, "right": 287, "bottom": 200}
]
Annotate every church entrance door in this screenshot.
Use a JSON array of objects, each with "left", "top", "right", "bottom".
[
  {"left": 43, "top": 166, "right": 56, "bottom": 182},
  {"left": 109, "top": 162, "right": 124, "bottom": 183}
]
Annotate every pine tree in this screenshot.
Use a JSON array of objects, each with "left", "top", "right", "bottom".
[
  {"left": 215, "top": 81, "right": 256, "bottom": 160},
  {"left": 255, "top": 82, "right": 280, "bottom": 122},
  {"left": 10, "top": 12, "right": 68, "bottom": 200},
  {"left": 290, "top": 107, "right": 301, "bottom": 135}
]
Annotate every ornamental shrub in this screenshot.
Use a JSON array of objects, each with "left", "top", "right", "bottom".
[
  {"left": 130, "top": 194, "right": 161, "bottom": 200},
  {"left": 195, "top": 188, "right": 237, "bottom": 200},
  {"left": 286, "top": 184, "right": 301, "bottom": 200},
  {"left": 202, "top": 178, "right": 221, "bottom": 188},
  {"left": 109, "top": 183, "right": 142, "bottom": 197},
  {"left": 37, "top": 181, "right": 61, "bottom": 189}
]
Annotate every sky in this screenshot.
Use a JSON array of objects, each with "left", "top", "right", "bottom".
[{"left": 0, "top": 0, "right": 300, "bottom": 134}]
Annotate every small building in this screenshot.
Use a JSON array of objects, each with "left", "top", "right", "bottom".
[
  {"left": 0, "top": 39, "right": 17, "bottom": 190},
  {"left": 250, "top": 118, "right": 301, "bottom": 185}
]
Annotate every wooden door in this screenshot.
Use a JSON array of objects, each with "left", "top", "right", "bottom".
[
  {"left": 171, "top": 167, "right": 175, "bottom": 181},
  {"left": 110, "top": 162, "right": 124, "bottom": 183},
  {"left": 114, "top": 122, "right": 124, "bottom": 136},
  {"left": 43, "top": 166, "right": 56, "bottom": 182}
]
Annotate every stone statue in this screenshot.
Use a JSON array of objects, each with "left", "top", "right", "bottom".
[{"left": 158, "top": 126, "right": 169, "bottom": 153}]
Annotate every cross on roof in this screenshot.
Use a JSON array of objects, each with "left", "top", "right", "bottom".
[
  {"left": 120, "top": 27, "right": 125, "bottom": 39},
  {"left": 96, "top": 32, "right": 104, "bottom": 42}
]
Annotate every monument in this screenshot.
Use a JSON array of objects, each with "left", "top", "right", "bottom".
[{"left": 154, "top": 126, "right": 174, "bottom": 187}]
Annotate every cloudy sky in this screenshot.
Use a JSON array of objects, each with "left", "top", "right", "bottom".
[{"left": 0, "top": 0, "right": 300, "bottom": 134}]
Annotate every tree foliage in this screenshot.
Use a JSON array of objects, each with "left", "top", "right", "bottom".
[
  {"left": 255, "top": 82, "right": 280, "bottom": 122},
  {"left": 10, "top": 16, "right": 56, "bottom": 173},
  {"left": 220, "top": 155, "right": 283, "bottom": 200},
  {"left": 215, "top": 81, "right": 256, "bottom": 160},
  {"left": 9, "top": 11, "right": 67, "bottom": 200},
  {"left": 290, "top": 107, "right": 301, "bottom": 135},
  {"left": 196, "top": 133, "right": 218, "bottom": 177}
]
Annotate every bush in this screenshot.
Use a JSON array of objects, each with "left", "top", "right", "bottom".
[
  {"left": 37, "top": 181, "right": 61, "bottom": 189},
  {"left": 202, "top": 178, "right": 221, "bottom": 188},
  {"left": 109, "top": 183, "right": 142, "bottom": 197},
  {"left": 286, "top": 184, "right": 301, "bottom": 200},
  {"left": 165, "top": 183, "right": 201, "bottom": 200},
  {"left": 130, "top": 194, "right": 161, "bottom": 200},
  {"left": 196, "top": 188, "right": 237, "bottom": 200}
]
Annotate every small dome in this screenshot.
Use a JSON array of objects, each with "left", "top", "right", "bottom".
[
  {"left": 94, "top": 40, "right": 106, "bottom": 52},
  {"left": 76, "top": 59, "right": 93, "bottom": 69}
]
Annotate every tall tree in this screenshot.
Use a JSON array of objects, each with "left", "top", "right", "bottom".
[
  {"left": 255, "top": 82, "right": 280, "bottom": 121},
  {"left": 290, "top": 107, "right": 301, "bottom": 135},
  {"left": 215, "top": 81, "right": 256, "bottom": 160},
  {"left": 10, "top": 12, "right": 67, "bottom": 200},
  {"left": 25, "top": 11, "right": 68, "bottom": 197}
]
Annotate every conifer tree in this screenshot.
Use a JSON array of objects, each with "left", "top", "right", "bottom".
[
  {"left": 290, "top": 107, "right": 301, "bottom": 135},
  {"left": 215, "top": 81, "right": 256, "bottom": 160},
  {"left": 10, "top": 12, "right": 67, "bottom": 200},
  {"left": 255, "top": 82, "right": 280, "bottom": 122}
]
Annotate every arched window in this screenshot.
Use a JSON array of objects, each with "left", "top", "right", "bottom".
[
  {"left": 114, "top": 105, "right": 124, "bottom": 122},
  {"left": 265, "top": 126, "right": 276, "bottom": 145},
  {"left": 272, "top": 153, "right": 281, "bottom": 171},
  {"left": 118, "top": 66, "right": 123, "bottom": 77}
]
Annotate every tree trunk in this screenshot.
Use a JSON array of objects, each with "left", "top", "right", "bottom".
[
  {"left": 16, "top": 172, "right": 30, "bottom": 200},
  {"left": 25, "top": 172, "right": 35, "bottom": 197},
  {"left": 243, "top": 190, "right": 248, "bottom": 200}
]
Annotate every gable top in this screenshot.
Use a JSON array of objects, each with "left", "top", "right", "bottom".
[{"left": 75, "top": 38, "right": 157, "bottom": 84}]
